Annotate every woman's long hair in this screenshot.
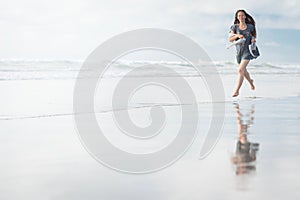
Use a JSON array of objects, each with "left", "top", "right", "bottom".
[{"left": 234, "top": 9, "right": 256, "bottom": 38}]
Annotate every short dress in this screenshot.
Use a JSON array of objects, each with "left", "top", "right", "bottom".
[{"left": 230, "top": 24, "right": 257, "bottom": 64}]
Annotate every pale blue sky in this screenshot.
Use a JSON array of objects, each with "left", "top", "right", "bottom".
[{"left": 0, "top": 0, "right": 299, "bottom": 63}]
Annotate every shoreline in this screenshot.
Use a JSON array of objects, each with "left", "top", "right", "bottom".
[{"left": 0, "top": 71, "right": 299, "bottom": 199}]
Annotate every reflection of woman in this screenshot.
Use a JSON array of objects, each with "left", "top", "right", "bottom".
[
  {"left": 229, "top": 9, "right": 257, "bottom": 97},
  {"left": 231, "top": 103, "right": 259, "bottom": 175}
]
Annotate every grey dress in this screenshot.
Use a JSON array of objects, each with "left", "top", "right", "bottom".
[{"left": 230, "top": 24, "right": 257, "bottom": 64}]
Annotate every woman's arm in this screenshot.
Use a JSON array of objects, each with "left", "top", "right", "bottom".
[{"left": 229, "top": 30, "right": 244, "bottom": 42}]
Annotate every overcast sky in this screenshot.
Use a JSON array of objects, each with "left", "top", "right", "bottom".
[{"left": 0, "top": 0, "right": 299, "bottom": 63}]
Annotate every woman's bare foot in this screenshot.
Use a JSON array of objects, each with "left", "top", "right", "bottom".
[
  {"left": 250, "top": 79, "right": 255, "bottom": 90},
  {"left": 232, "top": 91, "right": 239, "bottom": 97}
]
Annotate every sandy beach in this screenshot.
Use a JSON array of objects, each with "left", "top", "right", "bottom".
[
  {"left": 0, "top": 60, "right": 299, "bottom": 199},
  {"left": 2, "top": 0, "right": 300, "bottom": 198}
]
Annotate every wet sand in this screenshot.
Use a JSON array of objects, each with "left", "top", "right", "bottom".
[{"left": 0, "top": 75, "right": 299, "bottom": 199}]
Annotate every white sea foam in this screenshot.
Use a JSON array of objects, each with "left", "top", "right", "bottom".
[{"left": 0, "top": 60, "right": 299, "bottom": 81}]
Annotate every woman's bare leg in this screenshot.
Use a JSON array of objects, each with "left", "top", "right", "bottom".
[
  {"left": 244, "top": 69, "right": 255, "bottom": 90},
  {"left": 233, "top": 60, "right": 250, "bottom": 97}
]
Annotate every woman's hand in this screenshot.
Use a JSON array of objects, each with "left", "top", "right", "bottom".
[
  {"left": 236, "top": 34, "right": 244, "bottom": 39},
  {"left": 229, "top": 32, "right": 244, "bottom": 42}
]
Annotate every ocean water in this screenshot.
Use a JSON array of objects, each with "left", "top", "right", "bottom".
[
  {"left": 0, "top": 60, "right": 299, "bottom": 81},
  {"left": 0, "top": 59, "right": 299, "bottom": 120}
]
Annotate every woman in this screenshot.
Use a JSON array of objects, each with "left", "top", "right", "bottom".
[{"left": 229, "top": 9, "right": 258, "bottom": 97}]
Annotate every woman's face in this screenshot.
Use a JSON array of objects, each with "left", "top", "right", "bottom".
[{"left": 237, "top": 11, "right": 246, "bottom": 23}]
